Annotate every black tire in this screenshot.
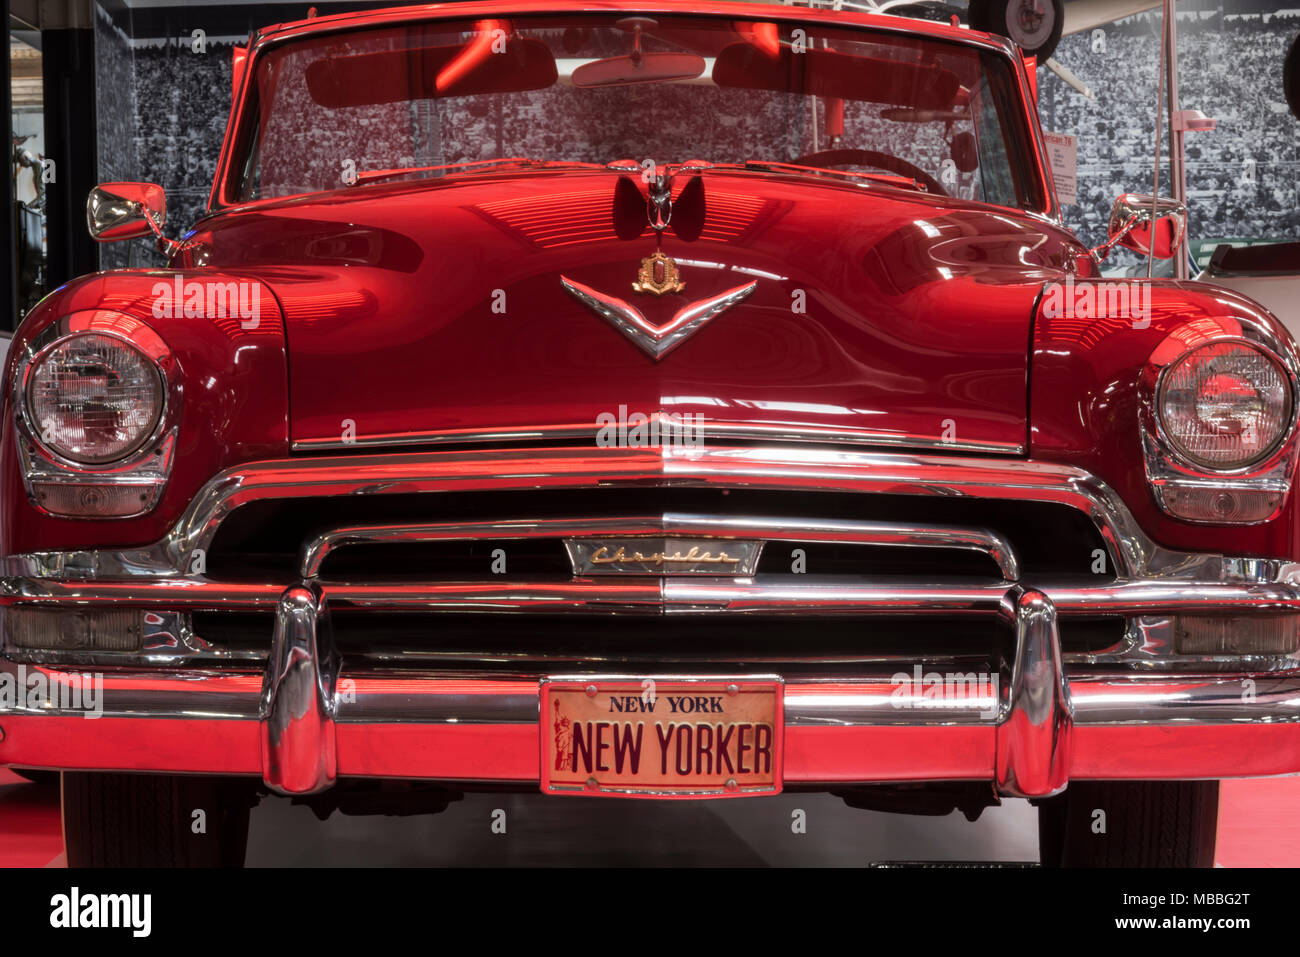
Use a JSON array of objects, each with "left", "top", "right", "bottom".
[
  {"left": 970, "top": 0, "right": 1065, "bottom": 62},
  {"left": 1285, "top": 33, "right": 1300, "bottom": 121},
  {"left": 1038, "top": 780, "right": 1218, "bottom": 867},
  {"left": 62, "top": 772, "right": 255, "bottom": 867}
]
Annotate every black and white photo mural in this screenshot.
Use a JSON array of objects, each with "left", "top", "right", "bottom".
[{"left": 1039, "top": 1, "right": 1299, "bottom": 272}]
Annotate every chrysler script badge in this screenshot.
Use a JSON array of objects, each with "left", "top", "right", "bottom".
[
  {"left": 560, "top": 274, "right": 757, "bottom": 361},
  {"left": 565, "top": 538, "right": 764, "bottom": 576},
  {"left": 632, "top": 251, "right": 685, "bottom": 296}
]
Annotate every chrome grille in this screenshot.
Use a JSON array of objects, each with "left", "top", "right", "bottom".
[{"left": 203, "top": 487, "right": 1112, "bottom": 583}]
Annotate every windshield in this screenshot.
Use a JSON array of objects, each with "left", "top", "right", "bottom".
[{"left": 231, "top": 13, "right": 1042, "bottom": 209}]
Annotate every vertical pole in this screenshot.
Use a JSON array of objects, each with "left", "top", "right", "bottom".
[
  {"left": 41, "top": 17, "right": 97, "bottom": 290},
  {"left": 1, "top": 0, "right": 18, "bottom": 331},
  {"left": 1149, "top": 1, "right": 1168, "bottom": 278},
  {"left": 1165, "top": 0, "right": 1189, "bottom": 279}
]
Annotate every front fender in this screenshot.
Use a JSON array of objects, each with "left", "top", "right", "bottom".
[
  {"left": 1030, "top": 276, "right": 1300, "bottom": 560},
  {"left": 0, "top": 269, "right": 290, "bottom": 555}
]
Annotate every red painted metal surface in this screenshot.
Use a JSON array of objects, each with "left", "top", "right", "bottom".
[
  {"left": 1030, "top": 280, "right": 1300, "bottom": 557},
  {"left": 192, "top": 170, "right": 1078, "bottom": 457}
]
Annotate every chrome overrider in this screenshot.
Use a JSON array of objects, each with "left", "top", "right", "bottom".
[{"left": 3, "top": 444, "right": 1300, "bottom": 799}]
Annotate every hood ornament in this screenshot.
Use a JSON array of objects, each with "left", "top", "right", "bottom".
[
  {"left": 632, "top": 251, "right": 685, "bottom": 296},
  {"left": 647, "top": 167, "right": 673, "bottom": 231},
  {"left": 561, "top": 275, "right": 756, "bottom": 361}
]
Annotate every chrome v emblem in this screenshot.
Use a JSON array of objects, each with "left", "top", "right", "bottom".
[{"left": 560, "top": 276, "right": 757, "bottom": 361}]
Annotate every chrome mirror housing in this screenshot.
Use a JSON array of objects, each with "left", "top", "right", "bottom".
[
  {"left": 1094, "top": 193, "right": 1187, "bottom": 261},
  {"left": 86, "top": 182, "right": 167, "bottom": 243}
]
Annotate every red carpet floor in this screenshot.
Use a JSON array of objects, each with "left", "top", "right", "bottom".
[
  {"left": 0, "top": 770, "right": 63, "bottom": 868},
  {"left": 1, "top": 768, "right": 1296, "bottom": 867}
]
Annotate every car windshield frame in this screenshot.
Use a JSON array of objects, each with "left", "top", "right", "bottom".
[{"left": 210, "top": 7, "right": 1054, "bottom": 218}]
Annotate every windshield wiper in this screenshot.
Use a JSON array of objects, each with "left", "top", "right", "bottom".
[
  {"left": 738, "top": 160, "right": 927, "bottom": 193},
  {"left": 353, "top": 158, "right": 606, "bottom": 186}
]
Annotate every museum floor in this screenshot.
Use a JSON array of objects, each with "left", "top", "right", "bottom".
[{"left": 2, "top": 770, "right": 1296, "bottom": 867}]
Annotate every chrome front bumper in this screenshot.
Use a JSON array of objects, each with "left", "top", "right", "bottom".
[
  {"left": 4, "top": 580, "right": 1300, "bottom": 799},
  {"left": 3, "top": 445, "right": 1300, "bottom": 799}
]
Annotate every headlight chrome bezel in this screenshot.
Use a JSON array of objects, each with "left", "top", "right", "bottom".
[
  {"left": 12, "top": 312, "right": 180, "bottom": 518},
  {"left": 22, "top": 331, "right": 168, "bottom": 467},
  {"left": 1154, "top": 338, "right": 1295, "bottom": 474},
  {"left": 1140, "top": 321, "right": 1300, "bottom": 525}
]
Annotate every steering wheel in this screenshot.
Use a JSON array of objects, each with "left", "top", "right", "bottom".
[{"left": 791, "top": 148, "right": 947, "bottom": 196}]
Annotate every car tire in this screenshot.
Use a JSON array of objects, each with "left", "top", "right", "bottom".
[
  {"left": 1037, "top": 780, "right": 1218, "bottom": 867},
  {"left": 970, "top": 0, "right": 1065, "bottom": 62},
  {"left": 1285, "top": 32, "right": 1300, "bottom": 121},
  {"left": 62, "top": 772, "right": 255, "bottom": 867}
]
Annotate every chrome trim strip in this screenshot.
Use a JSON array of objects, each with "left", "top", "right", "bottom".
[
  {"left": 338, "top": 692, "right": 541, "bottom": 725},
  {"left": 0, "top": 658, "right": 263, "bottom": 719},
  {"left": 292, "top": 425, "right": 595, "bottom": 451},
  {"left": 300, "top": 512, "right": 1021, "bottom": 581},
  {"left": 994, "top": 587, "right": 1072, "bottom": 798},
  {"left": 10, "top": 666, "right": 1300, "bottom": 729},
  {"left": 6, "top": 576, "right": 1300, "bottom": 617},
  {"left": 289, "top": 424, "right": 1025, "bottom": 455},
  {"left": 1067, "top": 673, "right": 1300, "bottom": 724},
  {"left": 259, "top": 583, "right": 338, "bottom": 795}
]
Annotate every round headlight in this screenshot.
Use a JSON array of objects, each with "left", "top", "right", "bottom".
[
  {"left": 1158, "top": 341, "right": 1292, "bottom": 470},
  {"left": 25, "top": 333, "right": 164, "bottom": 465}
]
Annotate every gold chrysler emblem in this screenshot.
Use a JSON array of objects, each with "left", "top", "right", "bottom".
[
  {"left": 589, "top": 545, "right": 740, "bottom": 567},
  {"left": 632, "top": 251, "right": 685, "bottom": 296},
  {"left": 564, "top": 538, "right": 765, "bottom": 576}
]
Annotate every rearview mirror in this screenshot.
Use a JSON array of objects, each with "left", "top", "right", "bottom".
[
  {"left": 1101, "top": 193, "right": 1187, "bottom": 260},
  {"left": 86, "top": 182, "right": 166, "bottom": 243},
  {"left": 571, "top": 52, "right": 706, "bottom": 88}
]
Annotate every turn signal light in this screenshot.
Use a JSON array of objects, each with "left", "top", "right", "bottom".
[
  {"left": 3, "top": 608, "right": 143, "bottom": 652},
  {"left": 1172, "top": 615, "right": 1299, "bottom": 656},
  {"left": 1157, "top": 484, "right": 1284, "bottom": 523},
  {"left": 29, "top": 482, "right": 159, "bottom": 518}
]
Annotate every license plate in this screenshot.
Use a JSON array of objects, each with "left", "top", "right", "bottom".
[{"left": 540, "top": 677, "right": 783, "bottom": 798}]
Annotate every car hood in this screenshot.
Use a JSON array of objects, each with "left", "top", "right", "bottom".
[{"left": 193, "top": 169, "right": 1082, "bottom": 453}]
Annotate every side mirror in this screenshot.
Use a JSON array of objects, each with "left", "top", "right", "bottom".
[
  {"left": 86, "top": 182, "right": 166, "bottom": 243},
  {"left": 1098, "top": 193, "right": 1187, "bottom": 260}
]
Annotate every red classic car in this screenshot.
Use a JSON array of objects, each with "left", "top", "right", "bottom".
[{"left": 2, "top": 0, "right": 1296, "bottom": 868}]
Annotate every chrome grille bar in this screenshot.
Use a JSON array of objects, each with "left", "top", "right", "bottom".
[
  {"left": 8, "top": 576, "right": 1299, "bottom": 617},
  {"left": 299, "top": 512, "right": 1020, "bottom": 580}
]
